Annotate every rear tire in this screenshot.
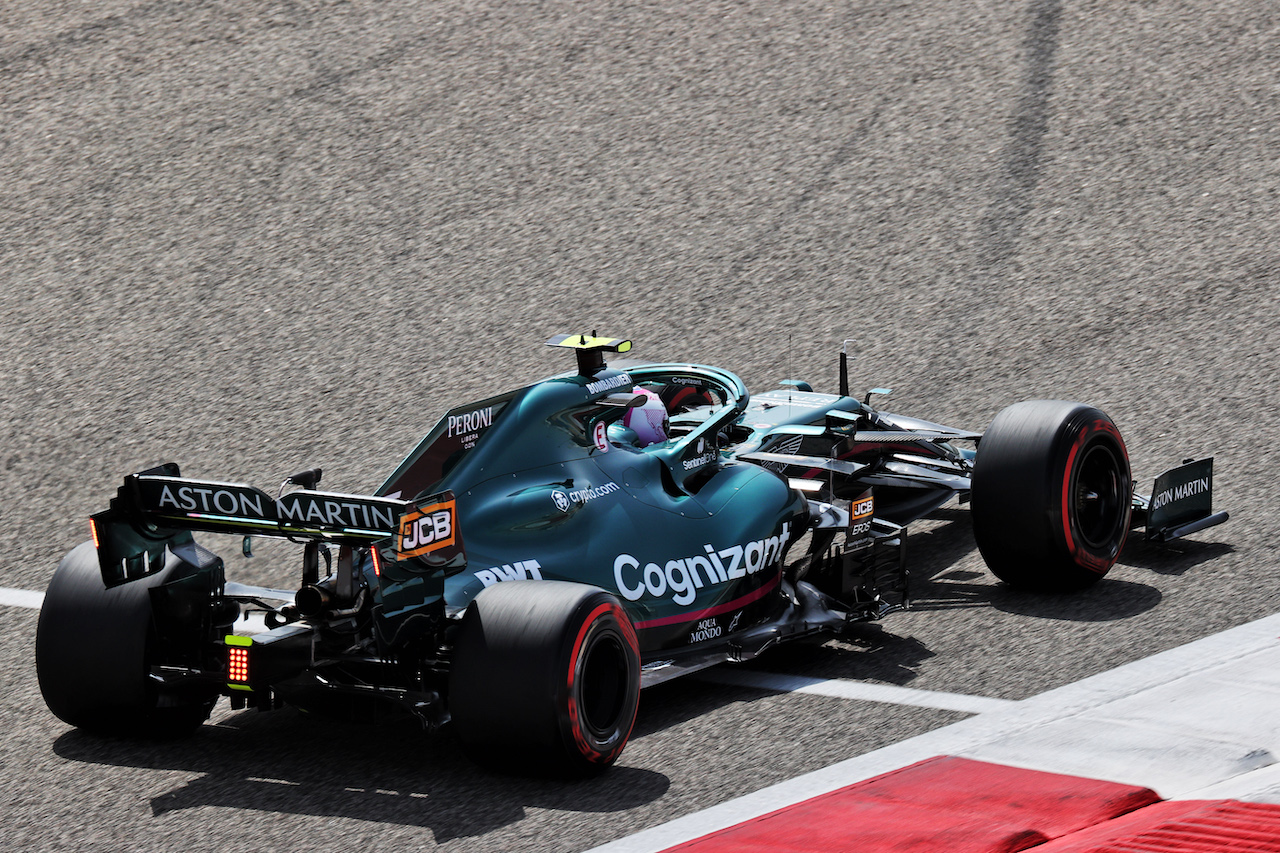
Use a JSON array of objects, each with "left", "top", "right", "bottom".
[
  {"left": 36, "top": 542, "right": 215, "bottom": 737},
  {"left": 971, "top": 401, "right": 1132, "bottom": 592},
  {"left": 449, "top": 581, "right": 640, "bottom": 776}
]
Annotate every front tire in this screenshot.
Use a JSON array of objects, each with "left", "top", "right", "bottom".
[
  {"left": 448, "top": 581, "right": 641, "bottom": 776},
  {"left": 971, "top": 401, "right": 1132, "bottom": 592}
]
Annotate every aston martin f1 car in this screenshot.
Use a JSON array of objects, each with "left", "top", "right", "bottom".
[{"left": 36, "top": 335, "right": 1228, "bottom": 774}]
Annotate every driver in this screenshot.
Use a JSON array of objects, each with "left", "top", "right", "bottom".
[{"left": 619, "top": 388, "right": 669, "bottom": 447}]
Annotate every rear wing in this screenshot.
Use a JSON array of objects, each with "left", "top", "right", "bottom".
[{"left": 91, "top": 463, "right": 407, "bottom": 586}]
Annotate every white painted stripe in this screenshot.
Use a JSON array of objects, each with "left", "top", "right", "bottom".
[
  {"left": 0, "top": 587, "right": 44, "bottom": 610},
  {"left": 1185, "top": 762, "right": 1280, "bottom": 804},
  {"left": 584, "top": 611, "right": 1280, "bottom": 853},
  {"left": 0, "top": 585, "right": 284, "bottom": 633},
  {"left": 696, "top": 669, "right": 1016, "bottom": 715}
]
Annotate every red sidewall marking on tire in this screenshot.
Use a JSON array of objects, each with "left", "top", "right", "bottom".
[
  {"left": 1059, "top": 428, "right": 1085, "bottom": 561},
  {"left": 612, "top": 604, "right": 640, "bottom": 757},
  {"left": 1060, "top": 418, "right": 1127, "bottom": 575},
  {"left": 616, "top": 604, "right": 639, "bottom": 654},
  {"left": 567, "top": 601, "right": 635, "bottom": 764}
]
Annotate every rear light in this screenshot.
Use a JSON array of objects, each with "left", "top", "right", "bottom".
[
  {"left": 228, "top": 648, "right": 249, "bottom": 682},
  {"left": 371, "top": 545, "right": 383, "bottom": 578},
  {"left": 89, "top": 518, "right": 101, "bottom": 550},
  {"left": 225, "top": 635, "right": 252, "bottom": 687}
]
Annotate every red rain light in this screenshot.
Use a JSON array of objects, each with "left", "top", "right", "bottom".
[{"left": 227, "top": 647, "right": 250, "bottom": 683}]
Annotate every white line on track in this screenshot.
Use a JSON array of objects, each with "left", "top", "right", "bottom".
[
  {"left": 1, "top": 585, "right": 277, "bottom": 635},
  {"left": 0, "top": 587, "right": 44, "bottom": 610},
  {"left": 694, "top": 669, "right": 1016, "bottom": 715}
]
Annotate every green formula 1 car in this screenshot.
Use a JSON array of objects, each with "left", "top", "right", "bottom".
[{"left": 35, "top": 335, "right": 1227, "bottom": 774}]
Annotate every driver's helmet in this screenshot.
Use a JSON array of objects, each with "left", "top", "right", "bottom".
[{"left": 623, "top": 388, "right": 670, "bottom": 447}]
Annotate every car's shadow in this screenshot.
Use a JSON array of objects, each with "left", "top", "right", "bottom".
[
  {"left": 887, "top": 508, "right": 1231, "bottom": 621},
  {"left": 716, "top": 508, "right": 1228, "bottom": 689},
  {"left": 54, "top": 710, "right": 669, "bottom": 842},
  {"left": 1119, "top": 535, "right": 1234, "bottom": 576}
]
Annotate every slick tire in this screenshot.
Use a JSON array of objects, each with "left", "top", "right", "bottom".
[
  {"left": 449, "top": 581, "right": 641, "bottom": 777},
  {"left": 35, "top": 542, "right": 215, "bottom": 737},
  {"left": 971, "top": 400, "right": 1132, "bottom": 592}
]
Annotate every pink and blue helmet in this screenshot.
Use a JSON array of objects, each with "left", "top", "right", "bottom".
[{"left": 623, "top": 388, "right": 669, "bottom": 446}]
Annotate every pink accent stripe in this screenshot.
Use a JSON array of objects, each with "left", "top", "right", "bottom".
[{"left": 636, "top": 575, "right": 780, "bottom": 630}]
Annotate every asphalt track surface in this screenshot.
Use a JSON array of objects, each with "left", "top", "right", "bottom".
[{"left": 0, "top": 1, "right": 1276, "bottom": 851}]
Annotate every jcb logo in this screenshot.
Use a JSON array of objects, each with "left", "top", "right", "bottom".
[
  {"left": 399, "top": 499, "right": 456, "bottom": 558},
  {"left": 849, "top": 492, "right": 875, "bottom": 540}
]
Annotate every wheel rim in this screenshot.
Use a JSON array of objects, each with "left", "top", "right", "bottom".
[
  {"left": 1072, "top": 441, "right": 1126, "bottom": 550},
  {"left": 577, "top": 632, "right": 629, "bottom": 738}
]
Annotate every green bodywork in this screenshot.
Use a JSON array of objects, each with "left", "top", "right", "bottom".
[{"left": 374, "top": 363, "right": 809, "bottom": 653}]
